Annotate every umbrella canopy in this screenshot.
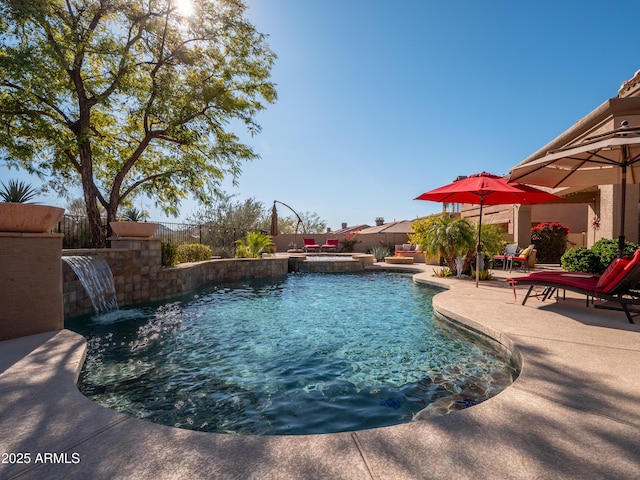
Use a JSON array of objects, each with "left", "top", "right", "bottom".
[
  {"left": 508, "top": 127, "right": 640, "bottom": 256},
  {"left": 415, "top": 172, "right": 563, "bottom": 286}
]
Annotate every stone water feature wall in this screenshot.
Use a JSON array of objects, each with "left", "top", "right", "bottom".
[
  {"left": 63, "top": 237, "right": 289, "bottom": 318},
  {"left": 1, "top": 232, "right": 64, "bottom": 341}
]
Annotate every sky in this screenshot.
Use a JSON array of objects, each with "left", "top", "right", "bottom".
[{"left": 2, "top": 0, "right": 640, "bottom": 230}]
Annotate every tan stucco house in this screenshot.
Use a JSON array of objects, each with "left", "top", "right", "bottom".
[{"left": 460, "top": 70, "right": 640, "bottom": 250}]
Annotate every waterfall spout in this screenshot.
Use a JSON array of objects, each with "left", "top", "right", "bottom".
[{"left": 63, "top": 256, "right": 118, "bottom": 314}]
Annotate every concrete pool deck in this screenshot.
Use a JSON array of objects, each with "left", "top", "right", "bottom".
[{"left": 1, "top": 264, "right": 640, "bottom": 479}]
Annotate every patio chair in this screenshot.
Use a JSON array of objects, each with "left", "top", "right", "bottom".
[
  {"left": 303, "top": 237, "right": 320, "bottom": 252},
  {"left": 508, "top": 244, "right": 535, "bottom": 272},
  {"left": 493, "top": 243, "right": 518, "bottom": 270},
  {"left": 321, "top": 238, "right": 339, "bottom": 252},
  {"left": 506, "top": 249, "right": 640, "bottom": 324}
]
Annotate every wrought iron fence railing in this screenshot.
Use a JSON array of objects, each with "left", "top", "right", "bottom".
[{"left": 55, "top": 215, "right": 248, "bottom": 256}]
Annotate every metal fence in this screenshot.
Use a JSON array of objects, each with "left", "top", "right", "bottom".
[{"left": 55, "top": 215, "right": 248, "bottom": 256}]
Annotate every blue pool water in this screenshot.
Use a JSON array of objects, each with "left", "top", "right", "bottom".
[{"left": 68, "top": 272, "right": 518, "bottom": 435}]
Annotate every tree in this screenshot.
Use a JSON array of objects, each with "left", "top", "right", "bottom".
[
  {"left": 188, "top": 193, "right": 266, "bottom": 256},
  {"left": 0, "top": 0, "right": 277, "bottom": 246},
  {"left": 409, "top": 214, "right": 506, "bottom": 275},
  {"left": 409, "top": 214, "right": 476, "bottom": 273}
]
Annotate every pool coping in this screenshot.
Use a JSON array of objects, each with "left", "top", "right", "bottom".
[{"left": 1, "top": 264, "right": 640, "bottom": 479}]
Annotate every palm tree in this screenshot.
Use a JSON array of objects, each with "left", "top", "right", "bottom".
[
  {"left": 410, "top": 214, "right": 475, "bottom": 274},
  {"left": 235, "top": 231, "right": 274, "bottom": 258}
]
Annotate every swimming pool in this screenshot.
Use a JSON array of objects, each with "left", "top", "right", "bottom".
[{"left": 68, "top": 271, "right": 518, "bottom": 435}]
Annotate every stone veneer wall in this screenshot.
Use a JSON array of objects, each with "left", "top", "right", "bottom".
[
  {"left": 63, "top": 237, "right": 289, "bottom": 318},
  {"left": 293, "top": 254, "right": 375, "bottom": 273},
  {"left": 1, "top": 232, "right": 64, "bottom": 341}
]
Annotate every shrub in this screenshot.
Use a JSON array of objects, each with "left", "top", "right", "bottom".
[
  {"left": 235, "top": 231, "right": 274, "bottom": 258},
  {"left": 530, "top": 222, "right": 570, "bottom": 263},
  {"left": 560, "top": 247, "right": 601, "bottom": 274},
  {"left": 161, "top": 242, "right": 178, "bottom": 267},
  {"left": 176, "top": 243, "right": 212, "bottom": 263},
  {"left": 590, "top": 238, "right": 639, "bottom": 273}
]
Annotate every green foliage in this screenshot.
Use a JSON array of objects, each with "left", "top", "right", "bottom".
[
  {"left": 176, "top": 244, "right": 212, "bottom": 263},
  {"left": 0, "top": 0, "right": 277, "bottom": 246},
  {"left": 477, "top": 223, "right": 507, "bottom": 258},
  {"left": 530, "top": 222, "right": 570, "bottom": 263},
  {"left": 560, "top": 239, "right": 639, "bottom": 274},
  {"left": 471, "top": 266, "right": 493, "bottom": 281},
  {"left": 369, "top": 246, "right": 392, "bottom": 262},
  {"left": 120, "top": 207, "right": 149, "bottom": 222},
  {"left": 235, "top": 231, "right": 274, "bottom": 258},
  {"left": 410, "top": 214, "right": 505, "bottom": 277},
  {"left": 410, "top": 214, "right": 476, "bottom": 273},
  {"left": 0, "top": 179, "right": 38, "bottom": 203},
  {"left": 560, "top": 247, "right": 601, "bottom": 274},
  {"left": 432, "top": 267, "right": 454, "bottom": 277},
  {"left": 590, "top": 238, "right": 639, "bottom": 273},
  {"left": 161, "top": 242, "right": 179, "bottom": 267}
]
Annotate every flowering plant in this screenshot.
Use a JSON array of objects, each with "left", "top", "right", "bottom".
[
  {"left": 340, "top": 231, "right": 361, "bottom": 252},
  {"left": 530, "top": 222, "right": 570, "bottom": 263}
]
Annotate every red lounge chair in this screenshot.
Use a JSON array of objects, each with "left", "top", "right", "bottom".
[
  {"left": 506, "top": 249, "right": 640, "bottom": 324},
  {"left": 303, "top": 237, "right": 320, "bottom": 252},
  {"left": 493, "top": 243, "right": 518, "bottom": 270},
  {"left": 321, "top": 238, "right": 339, "bottom": 252},
  {"left": 508, "top": 244, "right": 535, "bottom": 272}
]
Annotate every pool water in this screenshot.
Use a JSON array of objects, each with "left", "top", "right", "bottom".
[{"left": 68, "top": 272, "right": 518, "bottom": 435}]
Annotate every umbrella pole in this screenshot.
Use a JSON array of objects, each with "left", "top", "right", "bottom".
[
  {"left": 476, "top": 202, "right": 483, "bottom": 288},
  {"left": 618, "top": 160, "right": 628, "bottom": 257}
]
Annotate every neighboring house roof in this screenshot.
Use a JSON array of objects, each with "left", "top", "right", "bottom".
[
  {"left": 358, "top": 220, "right": 415, "bottom": 234},
  {"left": 329, "top": 224, "right": 370, "bottom": 235}
]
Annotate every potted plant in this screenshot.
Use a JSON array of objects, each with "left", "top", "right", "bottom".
[
  {"left": 0, "top": 179, "right": 64, "bottom": 233},
  {"left": 109, "top": 206, "right": 159, "bottom": 237}
]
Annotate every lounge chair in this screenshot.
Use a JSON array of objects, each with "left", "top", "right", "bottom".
[
  {"left": 508, "top": 244, "right": 535, "bottom": 272},
  {"left": 321, "top": 238, "right": 339, "bottom": 252},
  {"left": 303, "top": 237, "right": 320, "bottom": 252},
  {"left": 493, "top": 243, "right": 518, "bottom": 270},
  {"left": 506, "top": 249, "right": 640, "bottom": 324}
]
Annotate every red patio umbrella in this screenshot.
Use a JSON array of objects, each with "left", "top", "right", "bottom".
[{"left": 414, "top": 172, "right": 563, "bottom": 286}]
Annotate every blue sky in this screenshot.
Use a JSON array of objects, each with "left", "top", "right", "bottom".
[{"left": 2, "top": 0, "right": 640, "bottom": 230}]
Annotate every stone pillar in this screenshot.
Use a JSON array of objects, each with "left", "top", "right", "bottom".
[
  {"left": 513, "top": 204, "right": 532, "bottom": 248},
  {"left": 599, "top": 184, "right": 639, "bottom": 246},
  {"left": 0, "top": 232, "right": 64, "bottom": 341},
  {"left": 108, "top": 237, "right": 162, "bottom": 306}
]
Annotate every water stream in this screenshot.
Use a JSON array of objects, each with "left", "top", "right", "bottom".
[{"left": 63, "top": 255, "right": 118, "bottom": 314}]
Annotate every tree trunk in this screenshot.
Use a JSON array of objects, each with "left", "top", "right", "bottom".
[{"left": 78, "top": 137, "right": 106, "bottom": 247}]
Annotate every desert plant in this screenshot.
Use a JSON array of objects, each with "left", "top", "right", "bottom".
[
  {"left": 176, "top": 243, "right": 212, "bottom": 263},
  {"left": 432, "top": 267, "right": 454, "bottom": 277},
  {"left": 161, "top": 242, "right": 179, "bottom": 267},
  {"left": 560, "top": 247, "right": 601, "bottom": 274},
  {"left": 120, "top": 206, "right": 149, "bottom": 222},
  {"left": 235, "top": 231, "right": 274, "bottom": 258},
  {"left": 530, "top": 222, "right": 570, "bottom": 263},
  {"left": 0, "top": 179, "right": 38, "bottom": 203},
  {"left": 470, "top": 266, "right": 493, "bottom": 281},
  {"left": 369, "top": 246, "right": 392, "bottom": 262}
]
